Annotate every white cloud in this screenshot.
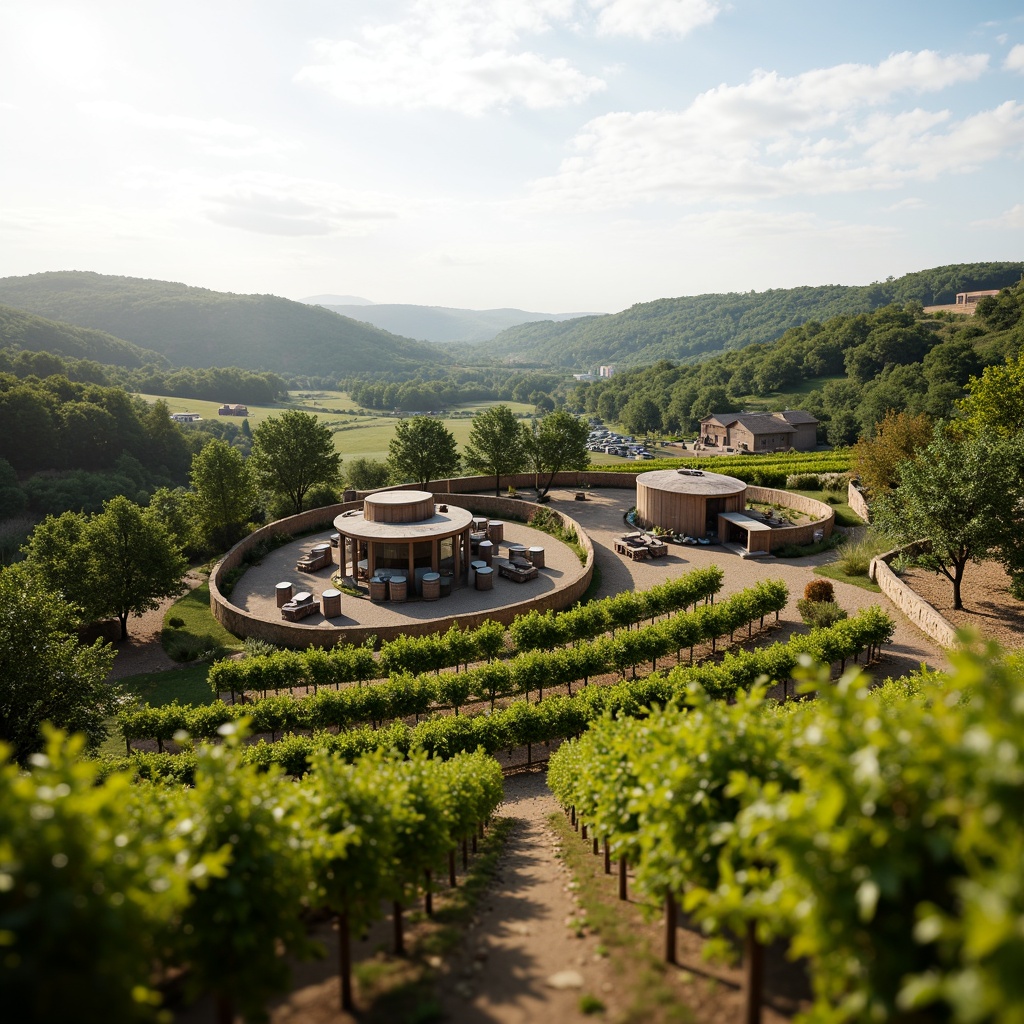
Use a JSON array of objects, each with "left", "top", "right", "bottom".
[
  {"left": 972, "top": 203, "right": 1024, "bottom": 229},
  {"left": 590, "top": 0, "right": 721, "bottom": 40},
  {"left": 296, "top": 0, "right": 604, "bottom": 115},
  {"left": 527, "top": 51, "right": 1015, "bottom": 208},
  {"left": 884, "top": 197, "right": 927, "bottom": 211},
  {"left": 79, "top": 101, "right": 286, "bottom": 158},
  {"left": 202, "top": 175, "right": 403, "bottom": 237},
  {"left": 1006, "top": 43, "right": 1024, "bottom": 71}
]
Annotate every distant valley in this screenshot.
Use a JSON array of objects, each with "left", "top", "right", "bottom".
[{"left": 304, "top": 300, "right": 602, "bottom": 344}]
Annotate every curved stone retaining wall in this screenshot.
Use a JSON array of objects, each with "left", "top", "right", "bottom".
[
  {"left": 744, "top": 486, "right": 835, "bottom": 550},
  {"left": 847, "top": 480, "right": 871, "bottom": 523},
  {"left": 869, "top": 540, "right": 959, "bottom": 649},
  {"left": 209, "top": 496, "right": 595, "bottom": 650}
]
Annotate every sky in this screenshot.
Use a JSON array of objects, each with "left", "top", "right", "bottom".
[{"left": 0, "top": 0, "right": 1022, "bottom": 314}]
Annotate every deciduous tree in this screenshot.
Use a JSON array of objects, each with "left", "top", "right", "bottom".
[
  {"left": 527, "top": 411, "right": 590, "bottom": 499},
  {"left": 189, "top": 439, "right": 258, "bottom": 550},
  {"left": 874, "top": 429, "right": 1024, "bottom": 610},
  {"left": 387, "top": 416, "right": 459, "bottom": 489},
  {"left": 463, "top": 405, "right": 529, "bottom": 496},
  {"left": 852, "top": 410, "right": 933, "bottom": 498},
  {"left": 249, "top": 410, "right": 341, "bottom": 515}
]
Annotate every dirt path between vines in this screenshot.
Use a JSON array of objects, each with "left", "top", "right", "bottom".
[{"left": 433, "top": 769, "right": 616, "bottom": 1024}]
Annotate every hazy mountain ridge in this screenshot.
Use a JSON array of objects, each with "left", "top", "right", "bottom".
[
  {"left": 314, "top": 302, "right": 600, "bottom": 344},
  {"left": 474, "top": 263, "right": 1024, "bottom": 369},
  {"left": 0, "top": 272, "right": 448, "bottom": 376}
]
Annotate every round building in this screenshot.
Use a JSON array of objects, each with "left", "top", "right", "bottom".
[
  {"left": 635, "top": 468, "right": 747, "bottom": 539},
  {"left": 334, "top": 490, "right": 475, "bottom": 590}
]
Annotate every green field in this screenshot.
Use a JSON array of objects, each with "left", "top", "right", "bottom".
[{"left": 137, "top": 391, "right": 539, "bottom": 464}]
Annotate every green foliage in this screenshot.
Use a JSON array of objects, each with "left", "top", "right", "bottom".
[
  {"left": 796, "top": 598, "right": 848, "bottom": 629},
  {"left": 0, "top": 564, "right": 117, "bottom": 762},
  {"left": 249, "top": 409, "right": 342, "bottom": 515},
  {"left": 956, "top": 347, "right": 1024, "bottom": 438},
  {"left": 0, "top": 730, "right": 220, "bottom": 1022},
  {"left": 527, "top": 410, "right": 590, "bottom": 498},
  {"left": 550, "top": 644, "right": 1024, "bottom": 1023},
  {"left": 0, "top": 271, "right": 448, "bottom": 377},
  {"left": 23, "top": 494, "right": 189, "bottom": 640},
  {"left": 463, "top": 404, "right": 530, "bottom": 496},
  {"left": 344, "top": 456, "right": 392, "bottom": 491},
  {"left": 189, "top": 438, "right": 258, "bottom": 550},
  {"left": 852, "top": 409, "right": 933, "bottom": 498},
  {"left": 874, "top": 427, "right": 1024, "bottom": 609},
  {"left": 387, "top": 415, "right": 460, "bottom": 488}
]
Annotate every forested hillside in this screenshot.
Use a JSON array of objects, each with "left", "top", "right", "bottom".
[
  {"left": 0, "top": 272, "right": 449, "bottom": 376},
  {"left": 0, "top": 302, "right": 163, "bottom": 368},
  {"left": 570, "top": 278, "right": 1024, "bottom": 445},
  {"left": 320, "top": 302, "right": 587, "bottom": 344},
  {"left": 477, "top": 263, "right": 1024, "bottom": 369}
]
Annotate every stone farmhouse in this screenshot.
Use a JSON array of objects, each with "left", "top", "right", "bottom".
[{"left": 699, "top": 410, "right": 819, "bottom": 452}]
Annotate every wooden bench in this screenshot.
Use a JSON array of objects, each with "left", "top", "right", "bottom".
[
  {"left": 296, "top": 547, "right": 332, "bottom": 573},
  {"left": 281, "top": 592, "right": 318, "bottom": 621},
  {"left": 498, "top": 560, "right": 538, "bottom": 583}
]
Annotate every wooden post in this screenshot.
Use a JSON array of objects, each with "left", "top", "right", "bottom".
[
  {"left": 338, "top": 910, "right": 353, "bottom": 1012},
  {"left": 393, "top": 901, "right": 405, "bottom": 956},
  {"left": 570, "top": 806, "right": 577, "bottom": 829},
  {"left": 462, "top": 837, "right": 469, "bottom": 868},
  {"left": 744, "top": 921, "right": 765, "bottom": 1024},
  {"left": 471, "top": 833, "right": 477, "bottom": 855},
  {"left": 592, "top": 836, "right": 599, "bottom": 856},
  {"left": 215, "top": 995, "right": 234, "bottom": 1024},
  {"left": 618, "top": 856, "right": 627, "bottom": 900},
  {"left": 664, "top": 893, "right": 677, "bottom": 964},
  {"left": 425, "top": 869, "right": 433, "bottom": 916},
  {"left": 449, "top": 849, "right": 457, "bottom": 888},
  {"left": 604, "top": 838, "right": 611, "bottom": 874},
  {"left": 581, "top": 822, "right": 588, "bottom": 840}
]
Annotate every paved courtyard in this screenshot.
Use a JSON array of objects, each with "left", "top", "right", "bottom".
[{"left": 226, "top": 485, "right": 946, "bottom": 679}]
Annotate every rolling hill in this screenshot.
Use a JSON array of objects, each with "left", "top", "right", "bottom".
[
  {"left": 0, "top": 272, "right": 449, "bottom": 376},
  {"left": 472, "top": 263, "right": 1024, "bottom": 369},
  {"left": 311, "top": 302, "right": 600, "bottom": 344},
  {"left": 0, "top": 302, "right": 164, "bottom": 368}
]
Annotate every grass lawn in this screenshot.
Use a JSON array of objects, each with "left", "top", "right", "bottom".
[
  {"left": 792, "top": 489, "right": 866, "bottom": 528},
  {"left": 163, "top": 581, "right": 244, "bottom": 652},
  {"left": 813, "top": 562, "right": 881, "bottom": 593},
  {"left": 114, "top": 664, "right": 216, "bottom": 707}
]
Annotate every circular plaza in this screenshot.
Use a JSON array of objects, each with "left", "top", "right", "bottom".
[{"left": 209, "top": 492, "right": 594, "bottom": 648}]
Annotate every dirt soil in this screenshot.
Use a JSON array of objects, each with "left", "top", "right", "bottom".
[{"left": 901, "top": 560, "right": 1024, "bottom": 649}]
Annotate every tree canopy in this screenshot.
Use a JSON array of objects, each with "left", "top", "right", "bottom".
[
  {"left": 189, "top": 439, "right": 258, "bottom": 550},
  {"left": 874, "top": 429, "right": 1024, "bottom": 610},
  {"left": 527, "top": 411, "right": 590, "bottom": 498},
  {"left": 0, "top": 564, "right": 117, "bottom": 761},
  {"left": 23, "top": 495, "right": 189, "bottom": 639},
  {"left": 852, "top": 410, "right": 933, "bottom": 498},
  {"left": 249, "top": 410, "right": 342, "bottom": 516},
  {"left": 387, "top": 416, "right": 459, "bottom": 489},
  {"left": 462, "top": 405, "right": 529, "bottom": 496}
]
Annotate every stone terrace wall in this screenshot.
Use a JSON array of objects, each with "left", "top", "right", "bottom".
[
  {"left": 359, "top": 471, "right": 639, "bottom": 497},
  {"left": 745, "top": 486, "right": 835, "bottom": 550},
  {"left": 870, "top": 540, "right": 958, "bottom": 649},
  {"left": 847, "top": 480, "right": 871, "bottom": 523},
  {"left": 209, "top": 497, "right": 595, "bottom": 650}
]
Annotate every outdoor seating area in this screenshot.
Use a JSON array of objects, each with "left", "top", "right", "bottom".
[
  {"left": 296, "top": 543, "right": 332, "bottom": 573},
  {"left": 499, "top": 557, "right": 539, "bottom": 583},
  {"left": 280, "top": 591, "right": 318, "bottom": 621},
  {"left": 615, "top": 531, "right": 669, "bottom": 560}
]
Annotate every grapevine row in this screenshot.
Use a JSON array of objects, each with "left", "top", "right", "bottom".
[
  {"left": 547, "top": 645, "right": 1024, "bottom": 1024},
  {"left": 208, "top": 566, "right": 726, "bottom": 698},
  {"left": 106, "top": 605, "right": 894, "bottom": 783},
  {"left": 2, "top": 732, "right": 503, "bottom": 1021},
  {"left": 120, "top": 579, "right": 785, "bottom": 748}
]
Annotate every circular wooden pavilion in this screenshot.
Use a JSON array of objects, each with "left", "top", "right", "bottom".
[
  {"left": 636, "top": 468, "right": 747, "bottom": 538},
  {"left": 334, "top": 490, "right": 474, "bottom": 589}
]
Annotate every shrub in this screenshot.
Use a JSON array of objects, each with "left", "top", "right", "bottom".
[
  {"left": 787, "top": 473, "right": 822, "bottom": 489},
  {"left": 819, "top": 472, "right": 849, "bottom": 491},
  {"left": 797, "top": 599, "right": 848, "bottom": 629},
  {"left": 835, "top": 536, "right": 886, "bottom": 576},
  {"left": 163, "top": 630, "right": 224, "bottom": 663},
  {"left": 804, "top": 579, "right": 835, "bottom": 603},
  {"left": 167, "top": 616, "right": 186, "bottom": 630}
]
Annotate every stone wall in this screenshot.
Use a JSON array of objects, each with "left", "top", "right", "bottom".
[
  {"left": 744, "top": 486, "right": 835, "bottom": 550},
  {"left": 359, "top": 471, "right": 639, "bottom": 497},
  {"left": 869, "top": 540, "right": 959, "bottom": 649},
  {"left": 847, "top": 480, "right": 871, "bottom": 523},
  {"left": 209, "top": 497, "right": 595, "bottom": 650}
]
